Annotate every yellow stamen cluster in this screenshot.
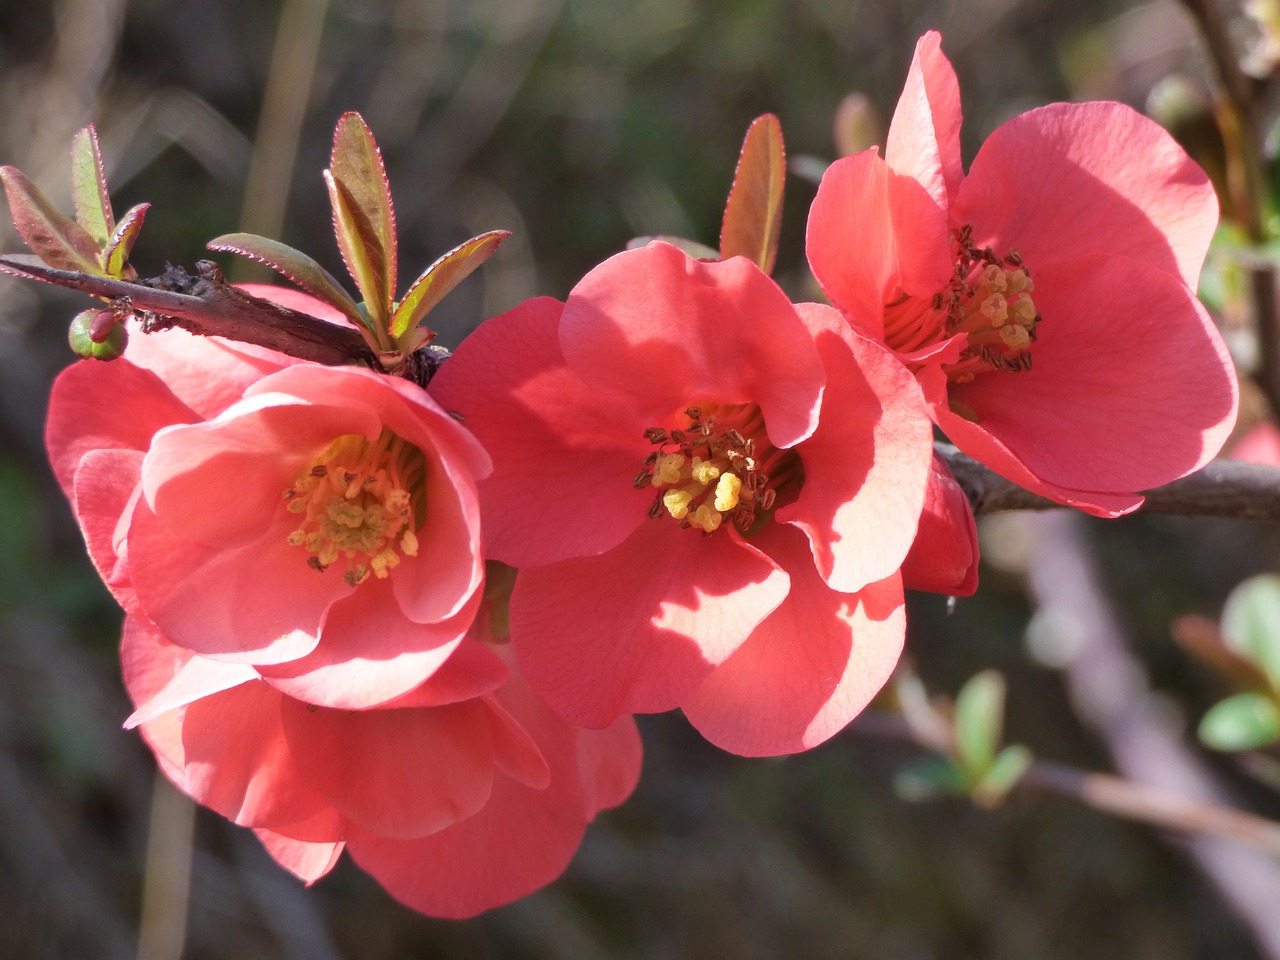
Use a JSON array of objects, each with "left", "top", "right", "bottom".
[
  {"left": 635, "top": 405, "right": 777, "bottom": 535},
  {"left": 283, "top": 429, "right": 426, "bottom": 586},
  {"left": 883, "top": 223, "right": 1040, "bottom": 385}
]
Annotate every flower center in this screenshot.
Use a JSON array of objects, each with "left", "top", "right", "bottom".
[
  {"left": 882, "top": 224, "right": 1040, "bottom": 383},
  {"left": 634, "top": 403, "right": 795, "bottom": 535},
  {"left": 283, "top": 428, "right": 426, "bottom": 586}
]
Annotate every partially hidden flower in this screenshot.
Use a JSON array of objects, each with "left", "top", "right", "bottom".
[
  {"left": 806, "top": 31, "right": 1238, "bottom": 518},
  {"left": 430, "top": 242, "right": 934, "bottom": 757},
  {"left": 122, "top": 611, "right": 641, "bottom": 919},
  {"left": 901, "top": 452, "right": 979, "bottom": 597},
  {"left": 46, "top": 286, "right": 489, "bottom": 709},
  {"left": 1228, "top": 421, "right": 1280, "bottom": 465}
]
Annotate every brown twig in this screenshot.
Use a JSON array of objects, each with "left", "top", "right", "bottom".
[
  {"left": 0, "top": 254, "right": 375, "bottom": 368},
  {"left": 939, "top": 443, "right": 1280, "bottom": 522}
]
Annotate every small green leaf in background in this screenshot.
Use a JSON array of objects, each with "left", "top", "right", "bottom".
[
  {"left": 894, "top": 756, "right": 968, "bottom": 802},
  {"left": 1222, "top": 573, "right": 1280, "bottom": 691},
  {"left": 719, "top": 114, "right": 785, "bottom": 274},
  {"left": 972, "top": 745, "right": 1033, "bottom": 808},
  {"left": 1199, "top": 692, "right": 1280, "bottom": 751},
  {"left": 954, "top": 670, "right": 1006, "bottom": 779}
]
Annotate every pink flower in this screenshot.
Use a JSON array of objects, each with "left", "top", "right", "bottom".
[
  {"left": 806, "top": 31, "right": 1238, "bottom": 518},
  {"left": 901, "top": 453, "right": 979, "bottom": 596},
  {"left": 430, "top": 242, "right": 934, "bottom": 756},
  {"left": 1229, "top": 422, "right": 1280, "bottom": 465},
  {"left": 122, "top": 614, "right": 641, "bottom": 919},
  {"left": 45, "top": 286, "right": 490, "bottom": 708}
]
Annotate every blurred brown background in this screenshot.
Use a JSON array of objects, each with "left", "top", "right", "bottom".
[{"left": 3, "top": 0, "right": 1280, "bottom": 957}]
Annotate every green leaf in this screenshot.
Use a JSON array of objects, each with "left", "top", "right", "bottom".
[
  {"left": 390, "top": 230, "right": 510, "bottom": 340},
  {"left": 326, "top": 112, "right": 396, "bottom": 321},
  {"left": 207, "top": 232, "right": 367, "bottom": 330},
  {"left": 954, "top": 670, "right": 1006, "bottom": 778},
  {"left": 894, "top": 756, "right": 968, "bottom": 801},
  {"left": 103, "top": 203, "right": 148, "bottom": 279},
  {"left": 1222, "top": 574, "right": 1280, "bottom": 691},
  {"left": 1199, "top": 693, "right": 1280, "bottom": 751},
  {"left": 69, "top": 125, "right": 113, "bottom": 245},
  {"left": 972, "top": 745, "right": 1032, "bottom": 806},
  {"left": 626, "top": 235, "right": 721, "bottom": 260},
  {"left": 719, "top": 114, "right": 786, "bottom": 274},
  {"left": 0, "top": 165, "right": 102, "bottom": 273}
]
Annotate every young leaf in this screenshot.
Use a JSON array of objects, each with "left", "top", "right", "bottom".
[
  {"left": 325, "top": 169, "right": 391, "bottom": 327},
  {"left": 70, "top": 125, "right": 114, "bottom": 245},
  {"left": 0, "top": 166, "right": 102, "bottom": 273},
  {"left": 719, "top": 114, "right": 785, "bottom": 274},
  {"left": 327, "top": 112, "right": 396, "bottom": 317},
  {"left": 953, "top": 670, "right": 1005, "bottom": 778},
  {"left": 207, "top": 232, "right": 367, "bottom": 329},
  {"left": 1199, "top": 692, "right": 1280, "bottom": 751},
  {"left": 971, "top": 744, "right": 1032, "bottom": 807},
  {"left": 1222, "top": 573, "right": 1280, "bottom": 691},
  {"left": 103, "top": 203, "right": 149, "bottom": 279},
  {"left": 894, "top": 756, "right": 968, "bottom": 801},
  {"left": 389, "top": 230, "right": 510, "bottom": 339}
]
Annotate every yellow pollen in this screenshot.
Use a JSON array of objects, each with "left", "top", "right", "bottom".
[
  {"left": 663, "top": 488, "right": 693, "bottom": 519},
  {"left": 713, "top": 473, "right": 741, "bottom": 511},
  {"left": 689, "top": 503, "right": 723, "bottom": 533},
  {"left": 652, "top": 453, "right": 685, "bottom": 486},
  {"left": 282, "top": 429, "right": 426, "bottom": 584},
  {"left": 690, "top": 457, "right": 721, "bottom": 485},
  {"left": 999, "top": 325, "right": 1031, "bottom": 350},
  {"left": 980, "top": 293, "right": 1008, "bottom": 325},
  {"left": 980, "top": 263, "right": 1006, "bottom": 291}
]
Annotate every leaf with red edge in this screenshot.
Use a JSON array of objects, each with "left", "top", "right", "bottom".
[
  {"left": 208, "top": 232, "right": 368, "bottom": 330},
  {"left": 719, "top": 114, "right": 786, "bottom": 274},
  {"left": 0, "top": 165, "right": 102, "bottom": 273},
  {"left": 70, "top": 125, "right": 114, "bottom": 245},
  {"left": 103, "top": 202, "right": 149, "bottom": 279},
  {"left": 390, "top": 230, "right": 510, "bottom": 340},
  {"left": 326, "top": 112, "right": 396, "bottom": 322}
]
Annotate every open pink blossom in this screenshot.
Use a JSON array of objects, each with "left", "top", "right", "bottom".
[
  {"left": 430, "top": 242, "right": 934, "bottom": 756},
  {"left": 806, "top": 31, "right": 1238, "bottom": 518},
  {"left": 122, "top": 614, "right": 641, "bottom": 919},
  {"left": 1228, "top": 422, "right": 1280, "bottom": 466},
  {"left": 45, "top": 286, "right": 491, "bottom": 708}
]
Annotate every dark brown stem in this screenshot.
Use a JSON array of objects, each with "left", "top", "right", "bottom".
[
  {"left": 939, "top": 443, "right": 1280, "bottom": 522},
  {"left": 0, "top": 254, "right": 376, "bottom": 368}
]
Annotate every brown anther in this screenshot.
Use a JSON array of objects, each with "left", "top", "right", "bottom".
[
  {"left": 648, "top": 497, "right": 663, "bottom": 519},
  {"left": 931, "top": 293, "right": 944, "bottom": 310},
  {"left": 634, "top": 468, "right": 652, "bottom": 488},
  {"left": 644, "top": 427, "right": 667, "bottom": 444},
  {"left": 685, "top": 406, "right": 702, "bottom": 419},
  {"left": 1005, "top": 250, "right": 1023, "bottom": 266},
  {"left": 307, "top": 556, "right": 328, "bottom": 572},
  {"left": 669, "top": 429, "right": 686, "bottom": 444},
  {"left": 311, "top": 465, "right": 328, "bottom": 477}
]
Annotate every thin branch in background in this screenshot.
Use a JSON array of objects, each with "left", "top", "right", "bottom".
[
  {"left": 136, "top": 773, "right": 195, "bottom": 960},
  {"left": 1023, "top": 509, "right": 1280, "bottom": 958},
  {"left": 233, "top": 0, "right": 331, "bottom": 281},
  {"left": 1179, "top": 0, "right": 1280, "bottom": 418}
]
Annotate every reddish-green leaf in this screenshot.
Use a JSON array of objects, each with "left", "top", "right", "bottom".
[
  {"left": 390, "top": 230, "right": 510, "bottom": 340},
  {"left": 0, "top": 166, "right": 102, "bottom": 273},
  {"left": 719, "top": 114, "right": 786, "bottom": 274},
  {"left": 326, "top": 112, "right": 396, "bottom": 319},
  {"left": 103, "top": 203, "right": 149, "bottom": 279},
  {"left": 70, "top": 125, "right": 114, "bottom": 245},
  {"left": 208, "top": 232, "right": 367, "bottom": 329}
]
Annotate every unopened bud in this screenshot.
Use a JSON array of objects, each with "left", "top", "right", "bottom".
[{"left": 68, "top": 308, "right": 127, "bottom": 360}]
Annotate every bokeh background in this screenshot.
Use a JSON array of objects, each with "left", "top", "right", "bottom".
[{"left": 3, "top": 0, "right": 1280, "bottom": 957}]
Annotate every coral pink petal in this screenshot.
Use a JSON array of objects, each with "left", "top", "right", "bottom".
[
  {"left": 126, "top": 652, "right": 258, "bottom": 728},
  {"left": 126, "top": 503, "right": 339, "bottom": 663},
  {"left": 559, "top": 243, "right": 825, "bottom": 448},
  {"left": 945, "top": 254, "right": 1237, "bottom": 499},
  {"left": 279, "top": 697, "right": 495, "bottom": 839},
  {"left": 121, "top": 618, "right": 189, "bottom": 784},
  {"left": 72, "top": 449, "right": 144, "bottom": 613},
  {"left": 512, "top": 517, "right": 791, "bottom": 727},
  {"left": 124, "top": 326, "right": 289, "bottom": 419},
  {"left": 385, "top": 638, "right": 509, "bottom": 708},
  {"left": 685, "top": 524, "right": 906, "bottom": 756},
  {"left": 255, "top": 828, "right": 344, "bottom": 884},
  {"left": 258, "top": 575, "right": 477, "bottom": 709},
  {"left": 956, "top": 102, "right": 1218, "bottom": 288},
  {"left": 46, "top": 358, "right": 196, "bottom": 496},
  {"left": 1229, "top": 422, "right": 1280, "bottom": 465},
  {"left": 182, "top": 682, "right": 334, "bottom": 829},
  {"left": 428, "top": 296, "right": 649, "bottom": 566},
  {"left": 483, "top": 697, "right": 552, "bottom": 790},
  {"left": 781, "top": 304, "right": 932, "bottom": 592},
  {"left": 576, "top": 715, "right": 644, "bottom": 813},
  {"left": 250, "top": 801, "right": 346, "bottom": 845},
  {"left": 143, "top": 396, "right": 382, "bottom": 549},
  {"left": 901, "top": 453, "right": 979, "bottom": 596},
  {"left": 345, "top": 676, "right": 637, "bottom": 920},
  {"left": 886, "top": 30, "right": 964, "bottom": 210},
  {"left": 807, "top": 152, "right": 950, "bottom": 336}
]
